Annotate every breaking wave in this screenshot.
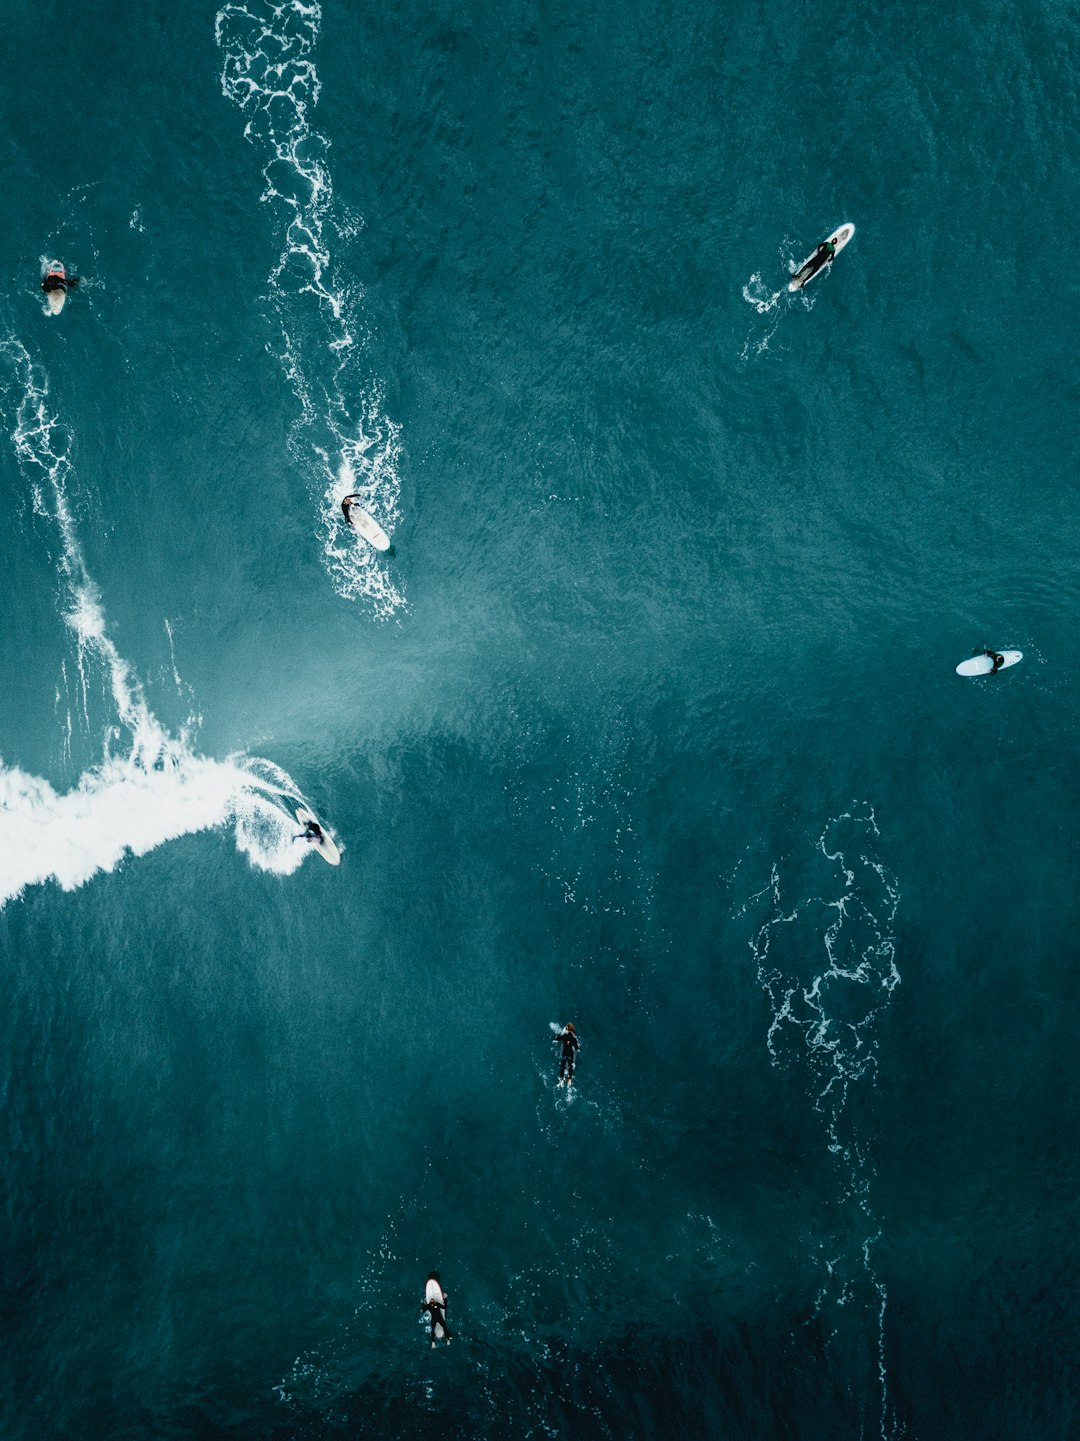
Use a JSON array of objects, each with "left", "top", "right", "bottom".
[{"left": 0, "top": 337, "right": 328, "bottom": 910}]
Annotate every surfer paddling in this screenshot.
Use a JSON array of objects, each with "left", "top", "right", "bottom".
[
  {"left": 41, "top": 263, "right": 79, "bottom": 314},
  {"left": 422, "top": 1272, "right": 451, "bottom": 1346},
  {"left": 797, "top": 238, "right": 836, "bottom": 286},
  {"left": 788, "top": 226, "right": 853, "bottom": 292},
  {"left": 554, "top": 1022, "right": 580, "bottom": 1087},
  {"left": 983, "top": 649, "right": 1006, "bottom": 674}
]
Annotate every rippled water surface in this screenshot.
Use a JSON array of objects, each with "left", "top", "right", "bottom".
[{"left": 2, "top": 1, "right": 1079, "bottom": 1437}]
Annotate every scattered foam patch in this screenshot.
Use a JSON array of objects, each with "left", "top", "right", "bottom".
[{"left": 735, "top": 803, "right": 900, "bottom": 1439}]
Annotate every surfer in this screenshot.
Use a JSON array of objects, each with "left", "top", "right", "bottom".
[
  {"left": 41, "top": 266, "right": 79, "bottom": 298},
  {"left": 799, "top": 238, "right": 836, "bottom": 284},
  {"left": 422, "top": 1272, "right": 451, "bottom": 1346},
  {"left": 339, "top": 493, "right": 393, "bottom": 552},
  {"left": 983, "top": 649, "right": 1006, "bottom": 674},
  {"left": 554, "top": 1022, "right": 579, "bottom": 1087},
  {"left": 297, "top": 817, "right": 324, "bottom": 844}
]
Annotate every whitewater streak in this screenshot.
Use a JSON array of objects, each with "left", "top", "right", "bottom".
[
  {"left": 0, "top": 339, "right": 319, "bottom": 910},
  {"left": 215, "top": 0, "right": 405, "bottom": 616},
  {"left": 737, "top": 805, "right": 901, "bottom": 1441}
]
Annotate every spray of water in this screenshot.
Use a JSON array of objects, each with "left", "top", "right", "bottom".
[{"left": 0, "top": 337, "right": 326, "bottom": 910}]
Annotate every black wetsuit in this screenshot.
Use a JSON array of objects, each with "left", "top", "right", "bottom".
[
  {"left": 424, "top": 1299, "right": 448, "bottom": 1340},
  {"left": 557, "top": 1029, "right": 579, "bottom": 1083},
  {"left": 805, "top": 242, "right": 835, "bottom": 280},
  {"left": 987, "top": 651, "right": 1005, "bottom": 674},
  {"left": 42, "top": 274, "right": 78, "bottom": 294}
]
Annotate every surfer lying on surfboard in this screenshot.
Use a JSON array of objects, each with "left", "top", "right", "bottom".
[
  {"left": 41, "top": 266, "right": 79, "bottom": 298},
  {"left": 795, "top": 238, "right": 836, "bottom": 286},
  {"left": 422, "top": 1273, "right": 451, "bottom": 1346},
  {"left": 983, "top": 649, "right": 1006, "bottom": 674},
  {"left": 554, "top": 1023, "right": 579, "bottom": 1087}
]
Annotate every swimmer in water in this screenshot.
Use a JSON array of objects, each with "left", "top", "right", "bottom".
[
  {"left": 554, "top": 1022, "right": 579, "bottom": 1087},
  {"left": 422, "top": 1272, "right": 451, "bottom": 1346}
]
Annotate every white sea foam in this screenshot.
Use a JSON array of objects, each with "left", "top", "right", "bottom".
[
  {"left": 739, "top": 237, "right": 823, "bottom": 361},
  {"left": 215, "top": 0, "right": 405, "bottom": 617},
  {"left": 740, "top": 272, "right": 788, "bottom": 360},
  {"left": 736, "top": 804, "right": 901, "bottom": 1439},
  {"left": 0, "top": 339, "right": 322, "bottom": 910}
]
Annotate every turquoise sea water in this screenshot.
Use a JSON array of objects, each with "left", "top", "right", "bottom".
[{"left": 2, "top": 1, "right": 1080, "bottom": 1436}]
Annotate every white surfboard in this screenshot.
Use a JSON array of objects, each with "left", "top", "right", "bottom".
[
  {"left": 44, "top": 263, "right": 67, "bottom": 314},
  {"left": 343, "top": 496, "right": 391, "bottom": 552},
  {"left": 295, "top": 806, "right": 341, "bottom": 865},
  {"left": 423, "top": 1277, "right": 450, "bottom": 1344},
  {"left": 955, "top": 650, "right": 1022, "bottom": 677},
  {"left": 789, "top": 223, "right": 855, "bottom": 291}
]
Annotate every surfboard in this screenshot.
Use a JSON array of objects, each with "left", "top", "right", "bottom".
[
  {"left": 789, "top": 223, "right": 855, "bottom": 291},
  {"left": 423, "top": 1278, "right": 450, "bottom": 1344},
  {"left": 44, "top": 264, "right": 67, "bottom": 314},
  {"left": 955, "top": 650, "right": 1022, "bottom": 676},
  {"left": 295, "top": 806, "right": 341, "bottom": 865},
  {"left": 343, "top": 495, "right": 391, "bottom": 552}
]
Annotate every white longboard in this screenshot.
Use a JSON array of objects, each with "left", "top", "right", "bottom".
[
  {"left": 955, "top": 650, "right": 1022, "bottom": 677},
  {"left": 295, "top": 806, "right": 341, "bottom": 865},
  {"left": 343, "top": 495, "right": 391, "bottom": 552},
  {"left": 424, "top": 1277, "right": 450, "bottom": 1344},
  {"left": 789, "top": 223, "right": 855, "bottom": 291},
  {"left": 43, "top": 262, "right": 68, "bottom": 314}
]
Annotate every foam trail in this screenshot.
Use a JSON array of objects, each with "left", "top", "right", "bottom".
[
  {"left": 0, "top": 338, "right": 327, "bottom": 911},
  {"left": 736, "top": 804, "right": 901, "bottom": 1439},
  {"left": 215, "top": 0, "right": 405, "bottom": 617}
]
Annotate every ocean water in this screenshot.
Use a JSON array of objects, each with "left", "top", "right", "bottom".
[{"left": 2, "top": 0, "right": 1080, "bottom": 1436}]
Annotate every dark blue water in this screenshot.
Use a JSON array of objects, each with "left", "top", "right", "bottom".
[{"left": 3, "top": 1, "right": 1080, "bottom": 1437}]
